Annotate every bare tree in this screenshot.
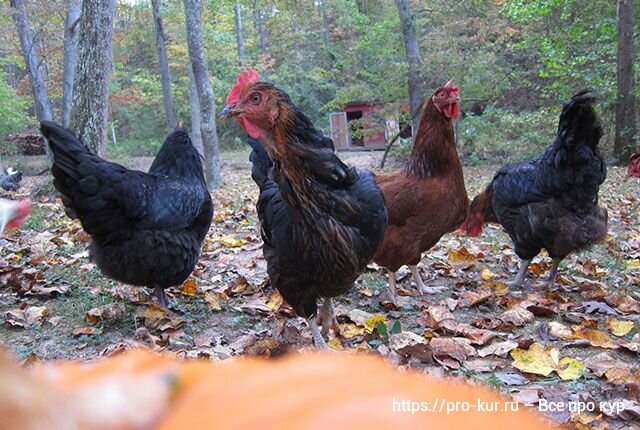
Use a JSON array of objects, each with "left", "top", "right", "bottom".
[
  {"left": 234, "top": 0, "right": 245, "bottom": 67},
  {"left": 62, "top": 0, "right": 81, "bottom": 127},
  {"left": 184, "top": 0, "right": 222, "bottom": 189},
  {"left": 70, "top": 0, "right": 116, "bottom": 156},
  {"left": 188, "top": 63, "right": 204, "bottom": 157},
  {"left": 151, "top": 0, "right": 176, "bottom": 130},
  {"left": 253, "top": 3, "right": 266, "bottom": 54},
  {"left": 395, "top": 0, "right": 423, "bottom": 135},
  {"left": 615, "top": 0, "right": 637, "bottom": 164},
  {"left": 320, "top": 0, "right": 330, "bottom": 48},
  {"left": 10, "top": 0, "right": 54, "bottom": 123}
]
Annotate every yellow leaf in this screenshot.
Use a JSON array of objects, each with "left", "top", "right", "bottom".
[
  {"left": 327, "top": 337, "right": 344, "bottom": 350},
  {"left": 604, "top": 318, "right": 634, "bottom": 337},
  {"left": 181, "top": 278, "right": 198, "bottom": 296},
  {"left": 447, "top": 247, "right": 478, "bottom": 266},
  {"left": 217, "top": 235, "right": 247, "bottom": 248},
  {"left": 480, "top": 268, "right": 496, "bottom": 280},
  {"left": 557, "top": 357, "right": 586, "bottom": 380},
  {"left": 364, "top": 315, "right": 387, "bottom": 334},
  {"left": 481, "top": 280, "right": 509, "bottom": 296},
  {"left": 266, "top": 289, "right": 284, "bottom": 311},
  {"left": 239, "top": 218, "right": 249, "bottom": 225},
  {"left": 340, "top": 323, "right": 365, "bottom": 339},
  {"left": 572, "top": 322, "right": 619, "bottom": 349},
  {"left": 214, "top": 213, "right": 225, "bottom": 223},
  {"left": 627, "top": 260, "right": 640, "bottom": 270},
  {"left": 510, "top": 342, "right": 557, "bottom": 376}
]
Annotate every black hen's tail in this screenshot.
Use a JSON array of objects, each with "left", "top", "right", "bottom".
[
  {"left": 247, "top": 138, "right": 272, "bottom": 187},
  {"left": 40, "top": 121, "right": 96, "bottom": 219},
  {"left": 555, "top": 91, "right": 602, "bottom": 154}
]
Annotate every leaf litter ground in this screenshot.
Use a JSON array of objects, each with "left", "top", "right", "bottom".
[{"left": 0, "top": 152, "right": 639, "bottom": 429}]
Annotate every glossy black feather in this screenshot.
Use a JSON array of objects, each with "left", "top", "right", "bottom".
[
  {"left": 246, "top": 107, "right": 387, "bottom": 319},
  {"left": 40, "top": 121, "right": 213, "bottom": 289},
  {"left": 489, "top": 92, "right": 607, "bottom": 260}
]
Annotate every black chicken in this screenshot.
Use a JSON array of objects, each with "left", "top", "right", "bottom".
[
  {"left": 40, "top": 121, "right": 213, "bottom": 306},
  {"left": 0, "top": 168, "right": 22, "bottom": 191},
  {"left": 462, "top": 91, "right": 607, "bottom": 287},
  {"left": 222, "top": 70, "right": 388, "bottom": 348}
]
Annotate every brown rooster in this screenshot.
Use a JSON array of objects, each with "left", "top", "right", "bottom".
[
  {"left": 374, "top": 80, "right": 468, "bottom": 303},
  {"left": 221, "top": 70, "right": 387, "bottom": 347}
]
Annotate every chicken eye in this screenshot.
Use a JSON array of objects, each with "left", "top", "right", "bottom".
[{"left": 251, "top": 94, "right": 261, "bottom": 104}]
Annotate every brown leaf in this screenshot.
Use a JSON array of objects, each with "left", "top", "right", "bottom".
[
  {"left": 73, "top": 326, "right": 103, "bottom": 336},
  {"left": 4, "top": 306, "right": 49, "bottom": 328},
  {"left": 430, "top": 337, "right": 476, "bottom": 364},
  {"left": 181, "top": 278, "right": 198, "bottom": 296},
  {"left": 137, "top": 304, "right": 184, "bottom": 331},
  {"left": 477, "top": 340, "right": 519, "bottom": 358},
  {"left": 447, "top": 247, "right": 478, "bottom": 266},
  {"left": 605, "top": 292, "right": 640, "bottom": 314},
  {"left": 498, "top": 306, "right": 534, "bottom": 326},
  {"left": 85, "top": 303, "right": 126, "bottom": 325}
]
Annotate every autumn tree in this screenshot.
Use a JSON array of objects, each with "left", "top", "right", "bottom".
[
  {"left": 62, "top": 0, "right": 81, "bottom": 128},
  {"left": 151, "top": 0, "right": 176, "bottom": 130},
  {"left": 184, "top": 0, "right": 222, "bottom": 189},
  {"left": 614, "top": 0, "right": 636, "bottom": 164},
  {"left": 395, "top": 0, "right": 422, "bottom": 134},
  {"left": 70, "top": 0, "right": 116, "bottom": 156}
]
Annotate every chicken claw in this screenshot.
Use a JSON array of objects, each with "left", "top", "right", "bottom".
[{"left": 317, "top": 298, "right": 340, "bottom": 336}]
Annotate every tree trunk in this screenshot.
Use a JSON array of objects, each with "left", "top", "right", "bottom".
[
  {"left": 69, "top": 0, "right": 116, "bottom": 156},
  {"left": 188, "top": 63, "right": 204, "bottom": 157},
  {"left": 234, "top": 1, "right": 245, "bottom": 67},
  {"left": 10, "top": 0, "right": 54, "bottom": 123},
  {"left": 253, "top": 4, "right": 266, "bottom": 54},
  {"left": 615, "top": 0, "right": 637, "bottom": 164},
  {"left": 184, "top": 0, "right": 222, "bottom": 189},
  {"left": 395, "top": 0, "right": 422, "bottom": 135},
  {"left": 320, "top": 0, "right": 330, "bottom": 48},
  {"left": 151, "top": 0, "right": 176, "bottom": 131},
  {"left": 62, "top": 0, "right": 81, "bottom": 128}
]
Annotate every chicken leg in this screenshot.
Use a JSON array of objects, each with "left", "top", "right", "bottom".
[
  {"left": 316, "top": 298, "right": 340, "bottom": 336},
  {"left": 388, "top": 271, "right": 398, "bottom": 305},
  {"left": 507, "top": 259, "right": 530, "bottom": 288},
  {"left": 154, "top": 285, "right": 169, "bottom": 308},
  {"left": 410, "top": 265, "right": 446, "bottom": 294},
  {"left": 545, "top": 258, "right": 561, "bottom": 288},
  {"left": 308, "top": 318, "right": 329, "bottom": 349}
]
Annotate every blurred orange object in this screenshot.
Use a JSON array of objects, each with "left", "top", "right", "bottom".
[{"left": 0, "top": 350, "right": 555, "bottom": 429}]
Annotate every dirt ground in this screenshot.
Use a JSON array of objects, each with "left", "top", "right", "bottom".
[{"left": 0, "top": 150, "right": 639, "bottom": 429}]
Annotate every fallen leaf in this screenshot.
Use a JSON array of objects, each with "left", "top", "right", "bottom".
[
  {"left": 217, "top": 235, "right": 247, "bottom": 248},
  {"left": 430, "top": 337, "right": 476, "bottom": 363},
  {"left": 556, "top": 357, "right": 586, "bottom": 380},
  {"left": 447, "top": 247, "right": 478, "bottom": 266},
  {"left": 137, "top": 304, "right": 184, "bottom": 331},
  {"left": 339, "top": 323, "right": 364, "bottom": 339},
  {"left": 365, "top": 315, "right": 387, "bottom": 334},
  {"left": 181, "top": 278, "right": 198, "bottom": 296},
  {"left": 495, "top": 372, "right": 530, "bottom": 386},
  {"left": 73, "top": 326, "right": 103, "bottom": 336},
  {"left": 480, "top": 268, "right": 497, "bottom": 280},
  {"left": 511, "top": 342, "right": 558, "bottom": 376},
  {"left": 266, "top": 289, "right": 284, "bottom": 311},
  {"left": 85, "top": 303, "right": 126, "bottom": 325},
  {"left": 478, "top": 340, "right": 519, "bottom": 358},
  {"left": 327, "top": 338, "right": 344, "bottom": 350},
  {"left": 499, "top": 306, "right": 534, "bottom": 326},
  {"left": 4, "top": 306, "right": 49, "bottom": 328},
  {"left": 605, "top": 318, "right": 634, "bottom": 337}
]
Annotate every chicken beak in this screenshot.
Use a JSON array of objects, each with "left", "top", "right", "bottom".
[{"left": 220, "top": 105, "right": 239, "bottom": 119}]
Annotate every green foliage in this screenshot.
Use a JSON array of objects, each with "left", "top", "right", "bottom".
[
  {"left": 459, "top": 108, "right": 557, "bottom": 161},
  {"left": 0, "top": 72, "right": 32, "bottom": 142}
]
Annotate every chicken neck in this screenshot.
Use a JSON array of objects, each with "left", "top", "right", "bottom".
[{"left": 404, "top": 102, "right": 462, "bottom": 179}]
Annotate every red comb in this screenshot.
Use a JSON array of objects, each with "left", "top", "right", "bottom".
[
  {"left": 226, "top": 69, "right": 261, "bottom": 105},
  {"left": 444, "top": 78, "right": 459, "bottom": 94}
]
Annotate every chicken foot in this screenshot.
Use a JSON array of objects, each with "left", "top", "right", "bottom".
[
  {"left": 410, "top": 265, "right": 446, "bottom": 295},
  {"left": 507, "top": 259, "right": 530, "bottom": 289},
  {"left": 317, "top": 298, "right": 340, "bottom": 336},
  {"left": 307, "top": 318, "right": 329, "bottom": 349},
  {"left": 545, "top": 258, "right": 561, "bottom": 288}
]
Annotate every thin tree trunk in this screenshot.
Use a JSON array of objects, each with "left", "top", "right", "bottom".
[
  {"left": 234, "top": 1, "right": 245, "bottom": 67},
  {"left": 615, "top": 0, "right": 637, "bottom": 164},
  {"left": 320, "top": 0, "right": 330, "bottom": 48},
  {"left": 188, "top": 63, "right": 204, "bottom": 157},
  {"left": 395, "top": 0, "right": 422, "bottom": 135},
  {"left": 184, "top": 0, "right": 222, "bottom": 189},
  {"left": 151, "top": 0, "right": 176, "bottom": 131},
  {"left": 10, "top": 0, "right": 54, "bottom": 123},
  {"left": 253, "top": 4, "right": 266, "bottom": 54},
  {"left": 62, "top": 0, "right": 81, "bottom": 128},
  {"left": 70, "top": 0, "right": 116, "bottom": 156}
]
